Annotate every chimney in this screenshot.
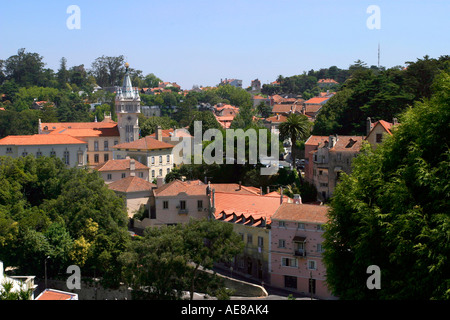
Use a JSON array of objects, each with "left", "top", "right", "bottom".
[
  {"left": 293, "top": 194, "right": 302, "bottom": 204},
  {"left": 238, "top": 181, "right": 242, "bottom": 190},
  {"left": 130, "top": 159, "right": 136, "bottom": 177},
  {"left": 393, "top": 117, "right": 398, "bottom": 125},
  {"left": 267, "top": 186, "right": 270, "bottom": 194},
  {"left": 260, "top": 186, "right": 263, "bottom": 195},
  {"left": 366, "top": 117, "right": 372, "bottom": 136},
  {"left": 329, "top": 135, "right": 337, "bottom": 148},
  {"left": 156, "top": 126, "right": 163, "bottom": 142},
  {"left": 156, "top": 177, "right": 164, "bottom": 188}
]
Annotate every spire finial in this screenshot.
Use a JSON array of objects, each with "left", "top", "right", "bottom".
[{"left": 125, "top": 62, "right": 130, "bottom": 72}]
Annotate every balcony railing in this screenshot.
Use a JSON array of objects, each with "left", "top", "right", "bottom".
[{"left": 294, "top": 249, "right": 307, "bottom": 257}]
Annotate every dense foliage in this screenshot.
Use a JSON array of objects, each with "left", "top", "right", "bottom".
[
  {"left": 322, "top": 72, "right": 450, "bottom": 299},
  {"left": 0, "top": 156, "right": 130, "bottom": 287},
  {"left": 313, "top": 55, "right": 450, "bottom": 136}
]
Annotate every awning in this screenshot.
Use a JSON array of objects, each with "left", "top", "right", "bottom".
[{"left": 293, "top": 236, "right": 306, "bottom": 242}]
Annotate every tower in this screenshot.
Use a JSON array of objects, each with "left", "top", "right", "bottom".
[{"left": 116, "top": 63, "right": 141, "bottom": 143}]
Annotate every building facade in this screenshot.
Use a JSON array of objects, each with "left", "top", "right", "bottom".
[
  {"left": 0, "top": 134, "right": 87, "bottom": 167},
  {"left": 270, "top": 200, "right": 334, "bottom": 299},
  {"left": 311, "top": 135, "right": 363, "bottom": 200}
]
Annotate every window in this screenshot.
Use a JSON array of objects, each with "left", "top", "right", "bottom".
[
  {"left": 163, "top": 201, "right": 169, "bottom": 209},
  {"left": 94, "top": 141, "right": 99, "bottom": 151},
  {"left": 376, "top": 133, "right": 383, "bottom": 143},
  {"left": 36, "top": 151, "right": 42, "bottom": 158},
  {"left": 319, "top": 170, "right": 323, "bottom": 175},
  {"left": 104, "top": 141, "right": 109, "bottom": 151},
  {"left": 179, "top": 201, "right": 186, "bottom": 210},
  {"left": 107, "top": 174, "right": 112, "bottom": 180},
  {"left": 247, "top": 234, "right": 253, "bottom": 244},
  {"left": 308, "top": 260, "right": 317, "bottom": 270},
  {"left": 121, "top": 173, "right": 126, "bottom": 179},
  {"left": 104, "top": 154, "right": 109, "bottom": 162},
  {"left": 6, "top": 147, "right": 12, "bottom": 154},
  {"left": 63, "top": 151, "right": 70, "bottom": 165},
  {"left": 159, "top": 156, "right": 162, "bottom": 164},
  {"left": 77, "top": 151, "right": 83, "bottom": 165},
  {"left": 278, "top": 239, "right": 286, "bottom": 248},
  {"left": 278, "top": 221, "right": 286, "bottom": 228},
  {"left": 50, "top": 150, "right": 56, "bottom": 157},
  {"left": 166, "top": 155, "right": 170, "bottom": 163},
  {"left": 139, "top": 172, "right": 144, "bottom": 178},
  {"left": 151, "top": 156, "right": 155, "bottom": 164},
  {"left": 258, "top": 236, "right": 264, "bottom": 248},
  {"left": 281, "top": 257, "right": 298, "bottom": 268},
  {"left": 298, "top": 223, "right": 305, "bottom": 229},
  {"left": 239, "top": 233, "right": 244, "bottom": 241},
  {"left": 94, "top": 154, "right": 99, "bottom": 163},
  {"left": 86, "top": 154, "right": 89, "bottom": 163},
  {"left": 197, "top": 200, "right": 203, "bottom": 210},
  {"left": 114, "top": 141, "right": 119, "bottom": 146},
  {"left": 22, "top": 151, "right": 28, "bottom": 157},
  {"left": 337, "top": 152, "right": 342, "bottom": 161},
  {"left": 151, "top": 170, "right": 155, "bottom": 178},
  {"left": 317, "top": 224, "right": 325, "bottom": 231},
  {"left": 159, "top": 169, "right": 163, "bottom": 177},
  {"left": 167, "top": 168, "right": 170, "bottom": 174},
  {"left": 317, "top": 244, "right": 324, "bottom": 253}
]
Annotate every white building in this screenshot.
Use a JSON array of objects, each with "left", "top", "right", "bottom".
[{"left": 0, "top": 134, "right": 88, "bottom": 167}]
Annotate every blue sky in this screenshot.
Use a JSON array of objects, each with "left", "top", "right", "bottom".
[{"left": 0, "top": 0, "right": 448, "bottom": 89}]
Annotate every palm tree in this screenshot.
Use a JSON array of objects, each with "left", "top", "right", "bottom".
[{"left": 279, "top": 113, "right": 311, "bottom": 170}]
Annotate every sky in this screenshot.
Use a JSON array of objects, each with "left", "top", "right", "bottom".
[{"left": 0, "top": 0, "right": 448, "bottom": 89}]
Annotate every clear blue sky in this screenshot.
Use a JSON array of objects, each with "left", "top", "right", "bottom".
[{"left": 0, "top": 0, "right": 448, "bottom": 89}]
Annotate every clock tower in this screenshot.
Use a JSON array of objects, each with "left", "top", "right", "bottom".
[{"left": 116, "top": 63, "right": 141, "bottom": 143}]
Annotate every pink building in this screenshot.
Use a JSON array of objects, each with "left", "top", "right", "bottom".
[
  {"left": 304, "top": 136, "right": 328, "bottom": 184},
  {"left": 269, "top": 198, "right": 335, "bottom": 299}
]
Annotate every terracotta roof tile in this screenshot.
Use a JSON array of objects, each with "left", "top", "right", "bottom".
[
  {"left": 303, "top": 97, "right": 330, "bottom": 104},
  {"left": 0, "top": 134, "right": 87, "bottom": 146},
  {"left": 94, "top": 159, "right": 149, "bottom": 172},
  {"left": 214, "top": 192, "right": 289, "bottom": 225},
  {"left": 113, "top": 136, "right": 174, "bottom": 150},
  {"left": 108, "top": 176, "right": 156, "bottom": 193},
  {"left": 272, "top": 203, "right": 329, "bottom": 224}
]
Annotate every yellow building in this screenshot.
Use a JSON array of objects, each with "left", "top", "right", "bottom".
[{"left": 212, "top": 190, "right": 290, "bottom": 283}]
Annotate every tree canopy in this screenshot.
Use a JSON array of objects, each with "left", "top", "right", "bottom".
[{"left": 322, "top": 71, "right": 450, "bottom": 299}]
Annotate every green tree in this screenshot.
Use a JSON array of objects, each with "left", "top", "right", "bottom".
[{"left": 322, "top": 72, "right": 450, "bottom": 300}]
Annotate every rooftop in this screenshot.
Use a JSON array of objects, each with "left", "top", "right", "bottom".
[
  {"left": 0, "top": 134, "right": 87, "bottom": 146},
  {"left": 113, "top": 136, "right": 174, "bottom": 151},
  {"left": 271, "top": 202, "right": 329, "bottom": 224},
  {"left": 94, "top": 159, "right": 149, "bottom": 172},
  {"left": 108, "top": 176, "right": 156, "bottom": 193}
]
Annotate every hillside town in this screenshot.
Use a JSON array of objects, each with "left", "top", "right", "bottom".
[{"left": 0, "top": 50, "right": 448, "bottom": 303}]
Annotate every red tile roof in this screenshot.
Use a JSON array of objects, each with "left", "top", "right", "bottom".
[
  {"left": 0, "top": 134, "right": 87, "bottom": 146},
  {"left": 213, "top": 192, "right": 289, "bottom": 225},
  {"left": 271, "top": 203, "right": 330, "bottom": 224},
  {"left": 154, "top": 180, "right": 260, "bottom": 197},
  {"left": 94, "top": 159, "right": 149, "bottom": 172},
  {"left": 265, "top": 114, "right": 287, "bottom": 123},
  {"left": 113, "top": 136, "right": 174, "bottom": 150},
  {"left": 303, "top": 97, "right": 330, "bottom": 104},
  {"left": 108, "top": 176, "right": 156, "bottom": 193},
  {"left": 272, "top": 104, "right": 298, "bottom": 114},
  {"left": 305, "top": 135, "right": 329, "bottom": 146},
  {"left": 36, "top": 289, "right": 78, "bottom": 300},
  {"left": 318, "top": 78, "right": 338, "bottom": 84}
]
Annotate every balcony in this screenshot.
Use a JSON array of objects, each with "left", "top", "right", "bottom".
[
  {"left": 294, "top": 249, "right": 307, "bottom": 257},
  {"left": 178, "top": 209, "right": 189, "bottom": 215}
]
